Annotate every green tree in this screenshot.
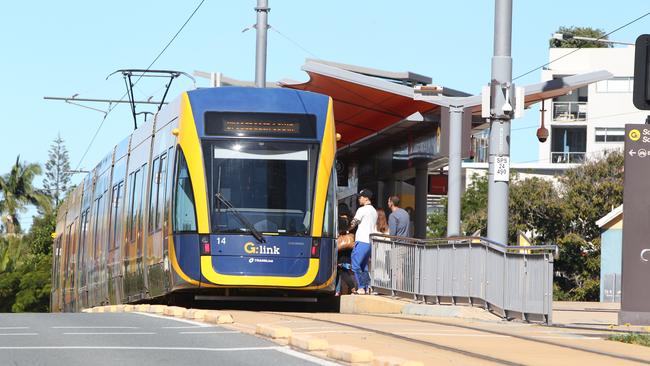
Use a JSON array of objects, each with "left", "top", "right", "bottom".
[
  {"left": 0, "top": 235, "right": 29, "bottom": 273},
  {"left": 426, "top": 151, "right": 623, "bottom": 301},
  {"left": 24, "top": 211, "right": 55, "bottom": 256},
  {"left": 11, "top": 254, "right": 52, "bottom": 312},
  {"left": 549, "top": 26, "right": 611, "bottom": 48},
  {"left": 558, "top": 151, "right": 623, "bottom": 241},
  {"left": 508, "top": 176, "right": 568, "bottom": 244},
  {"left": 0, "top": 156, "right": 49, "bottom": 234},
  {"left": 43, "top": 134, "right": 71, "bottom": 207}
]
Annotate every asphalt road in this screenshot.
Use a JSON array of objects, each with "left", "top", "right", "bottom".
[{"left": 0, "top": 312, "right": 339, "bottom": 366}]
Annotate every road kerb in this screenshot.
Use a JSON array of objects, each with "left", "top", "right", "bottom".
[
  {"left": 256, "top": 324, "right": 292, "bottom": 339},
  {"left": 109, "top": 305, "right": 125, "bottom": 313},
  {"left": 163, "top": 306, "right": 187, "bottom": 317},
  {"left": 327, "top": 345, "right": 373, "bottom": 363},
  {"left": 81, "top": 308, "right": 92, "bottom": 313},
  {"left": 148, "top": 305, "right": 167, "bottom": 314},
  {"left": 135, "top": 304, "right": 151, "bottom": 312},
  {"left": 184, "top": 309, "right": 208, "bottom": 321},
  {"left": 204, "top": 311, "right": 234, "bottom": 324},
  {"left": 123, "top": 304, "right": 135, "bottom": 312},
  {"left": 373, "top": 356, "right": 424, "bottom": 366},
  {"left": 289, "top": 334, "right": 329, "bottom": 351}
]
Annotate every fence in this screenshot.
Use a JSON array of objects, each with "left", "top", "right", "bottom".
[{"left": 369, "top": 234, "right": 557, "bottom": 324}]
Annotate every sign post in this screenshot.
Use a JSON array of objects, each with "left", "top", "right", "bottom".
[{"left": 620, "top": 124, "right": 650, "bottom": 325}]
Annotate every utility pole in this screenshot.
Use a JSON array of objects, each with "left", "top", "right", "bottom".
[
  {"left": 255, "top": 0, "right": 270, "bottom": 88},
  {"left": 486, "top": 0, "right": 514, "bottom": 245}
]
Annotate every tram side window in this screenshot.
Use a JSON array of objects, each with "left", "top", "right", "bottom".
[
  {"left": 136, "top": 164, "right": 146, "bottom": 237},
  {"left": 164, "top": 147, "right": 175, "bottom": 229},
  {"left": 128, "top": 169, "right": 145, "bottom": 242},
  {"left": 64, "top": 223, "right": 74, "bottom": 290},
  {"left": 174, "top": 149, "right": 197, "bottom": 232},
  {"left": 109, "top": 181, "right": 125, "bottom": 250},
  {"left": 79, "top": 209, "right": 90, "bottom": 286},
  {"left": 148, "top": 157, "right": 160, "bottom": 233},
  {"left": 321, "top": 168, "right": 337, "bottom": 238},
  {"left": 93, "top": 193, "right": 105, "bottom": 259},
  {"left": 52, "top": 237, "right": 61, "bottom": 289},
  {"left": 156, "top": 153, "right": 167, "bottom": 232}
]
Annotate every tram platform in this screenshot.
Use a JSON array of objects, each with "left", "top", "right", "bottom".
[{"left": 342, "top": 294, "right": 650, "bottom": 332}]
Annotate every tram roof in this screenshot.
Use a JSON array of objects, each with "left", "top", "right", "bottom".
[{"left": 280, "top": 59, "right": 612, "bottom": 150}]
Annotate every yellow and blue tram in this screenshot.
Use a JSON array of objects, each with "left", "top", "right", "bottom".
[{"left": 51, "top": 87, "right": 338, "bottom": 312}]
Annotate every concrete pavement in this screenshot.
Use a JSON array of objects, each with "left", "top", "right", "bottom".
[{"left": 0, "top": 312, "right": 338, "bottom": 366}]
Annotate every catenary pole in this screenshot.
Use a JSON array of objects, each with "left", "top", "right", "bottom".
[
  {"left": 447, "top": 106, "right": 463, "bottom": 237},
  {"left": 487, "top": 0, "right": 513, "bottom": 245},
  {"left": 255, "top": 0, "right": 270, "bottom": 88}
]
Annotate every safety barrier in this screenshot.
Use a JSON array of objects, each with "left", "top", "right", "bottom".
[{"left": 369, "top": 234, "right": 557, "bottom": 324}]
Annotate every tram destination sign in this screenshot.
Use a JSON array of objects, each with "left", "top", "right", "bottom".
[
  {"left": 205, "top": 112, "right": 317, "bottom": 138},
  {"left": 620, "top": 124, "right": 650, "bottom": 325}
]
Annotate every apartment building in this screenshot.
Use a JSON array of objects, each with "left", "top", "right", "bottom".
[{"left": 539, "top": 46, "right": 647, "bottom": 164}]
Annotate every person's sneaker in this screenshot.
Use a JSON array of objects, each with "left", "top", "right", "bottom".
[
  {"left": 355, "top": 288, "right": 367, "bottom": 295},
  {"left": 335, "top": 292, "right": 340, "bottom": 297}
]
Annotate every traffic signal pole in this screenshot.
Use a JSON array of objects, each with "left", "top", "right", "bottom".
[{"left": 486, "top": 0, "right": 514, "bottom": 245}]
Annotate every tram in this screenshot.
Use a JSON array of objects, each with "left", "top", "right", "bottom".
[{"left": 51, "top": 87, "right": 338, "bottom": 312}]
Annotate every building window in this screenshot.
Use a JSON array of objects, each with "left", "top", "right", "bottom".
[
  {"left": 551, "top": 127, "right": 586, "bottom": 163},
  {"left": 595, "top": 127, "right": 625, "bottom": 142},
  {"left": 596, "top": 77, "right": 633, "bottom": 93},
  {"left": 552, "top": 77, "right": 588, "bottom": 121}
]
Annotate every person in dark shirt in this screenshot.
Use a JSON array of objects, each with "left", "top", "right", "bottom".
[
  {"left": 335, "top": 211, "right": 356, "bottom": 295},
  {"left": 387, "top": 195, "right": 410, "bottom": 237}
]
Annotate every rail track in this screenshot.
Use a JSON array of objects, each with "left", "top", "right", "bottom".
[{"left": 257, "top": 311, "right": 650, "bottom": 365}]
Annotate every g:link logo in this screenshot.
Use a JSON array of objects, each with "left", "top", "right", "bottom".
[{"left": 244, "top": 242, "right": 281, "bottom": 255}]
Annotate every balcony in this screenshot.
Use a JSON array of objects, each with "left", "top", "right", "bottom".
[
  {"left": 552, "top": 101, "right": 587, "bottom": 121},
  {"left": 551, "top": 152, "right": 586, "bottom": 164}
]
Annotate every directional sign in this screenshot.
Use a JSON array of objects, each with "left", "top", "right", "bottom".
[{"left": 620, "top": 124, "right": 650, "bottom": 325}]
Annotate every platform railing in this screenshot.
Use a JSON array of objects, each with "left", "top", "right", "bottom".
[{"left": 369, "top": 234, "right": 557, "bottom": 324}]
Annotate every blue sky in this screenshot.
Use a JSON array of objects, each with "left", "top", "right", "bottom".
[{"left": 1, "top": 0, "right": 649, "bottom": 227}]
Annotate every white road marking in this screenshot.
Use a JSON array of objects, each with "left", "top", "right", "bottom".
[
  {"left": 52, "top": 326, "right": 139, "bottom": 329},
  {"left": 133, "top": 312, "right": 211, "bottom": 327},
  {"left": 179, "top": 331, "right": 241, "bottom": 335},
  {"left": 0, "top": 346, "right": 284, "bottom": 352},
  {"left": 0, "top": 333, "right": 38, "bottom": 336},
  {"left": 162, "top": 326, "right": 214, "bottom": 329},
  {"left": 62, "top": 332, "right": 156, "bottom": 335},
  {"left": 0, "top": 327, "right": 29, "bottom": 330},
  {"left": 276, "top": 347, "right": 342, "bottom": 366}
]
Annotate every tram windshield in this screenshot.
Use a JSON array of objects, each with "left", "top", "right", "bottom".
[{"left": 205, "top": 140, "right": 318, "bottom": 236}]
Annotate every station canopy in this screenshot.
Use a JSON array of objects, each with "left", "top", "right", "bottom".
[{"left": 280, "top": 59, "right": 612, "bottom": 150}]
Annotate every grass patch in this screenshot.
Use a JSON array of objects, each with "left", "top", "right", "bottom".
[{"left": 608, "top": 333, "right": 650, "bottom": 347}]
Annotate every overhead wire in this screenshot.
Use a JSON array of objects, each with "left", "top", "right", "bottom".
[
  {"left": 74, "top": 0, "right": 206, "bottom": 170},
  {"left": 513, "top": 11, "right": 650, "bottom": 81},
  {"left": 269, "top": 26, "right": 320, "bottom": 59}
]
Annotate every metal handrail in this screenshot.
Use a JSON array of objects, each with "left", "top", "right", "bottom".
[
  {"left": 369, "top": 234, "right": 558, "bottom": 324},
  {"left": 370, "top": 234, "right": 557, "bottom": 253}
]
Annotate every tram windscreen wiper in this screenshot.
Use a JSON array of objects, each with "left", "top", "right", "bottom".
[{"left": 215, "top": 192, "right": 266, "bottom": 243}]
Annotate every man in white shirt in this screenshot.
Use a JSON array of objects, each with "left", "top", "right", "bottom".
[{"left": 348, "top": 189, "right": 377, "bottom": 294}]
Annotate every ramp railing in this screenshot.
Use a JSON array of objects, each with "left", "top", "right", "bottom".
[{"left": 369, "top": 234, "right": 557, "bottom": 324}]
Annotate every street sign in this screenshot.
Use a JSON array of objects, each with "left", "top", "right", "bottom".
[
  {"left": 620, "top": 124, "right": 650, "bottom": 325},
  {"left": 494, "top": 156, "right": 510, "bottom": 182}
]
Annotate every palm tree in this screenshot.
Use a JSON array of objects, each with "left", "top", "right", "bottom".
[{"left": 0, "top": 156, "right": 49, "bottom": 235}]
